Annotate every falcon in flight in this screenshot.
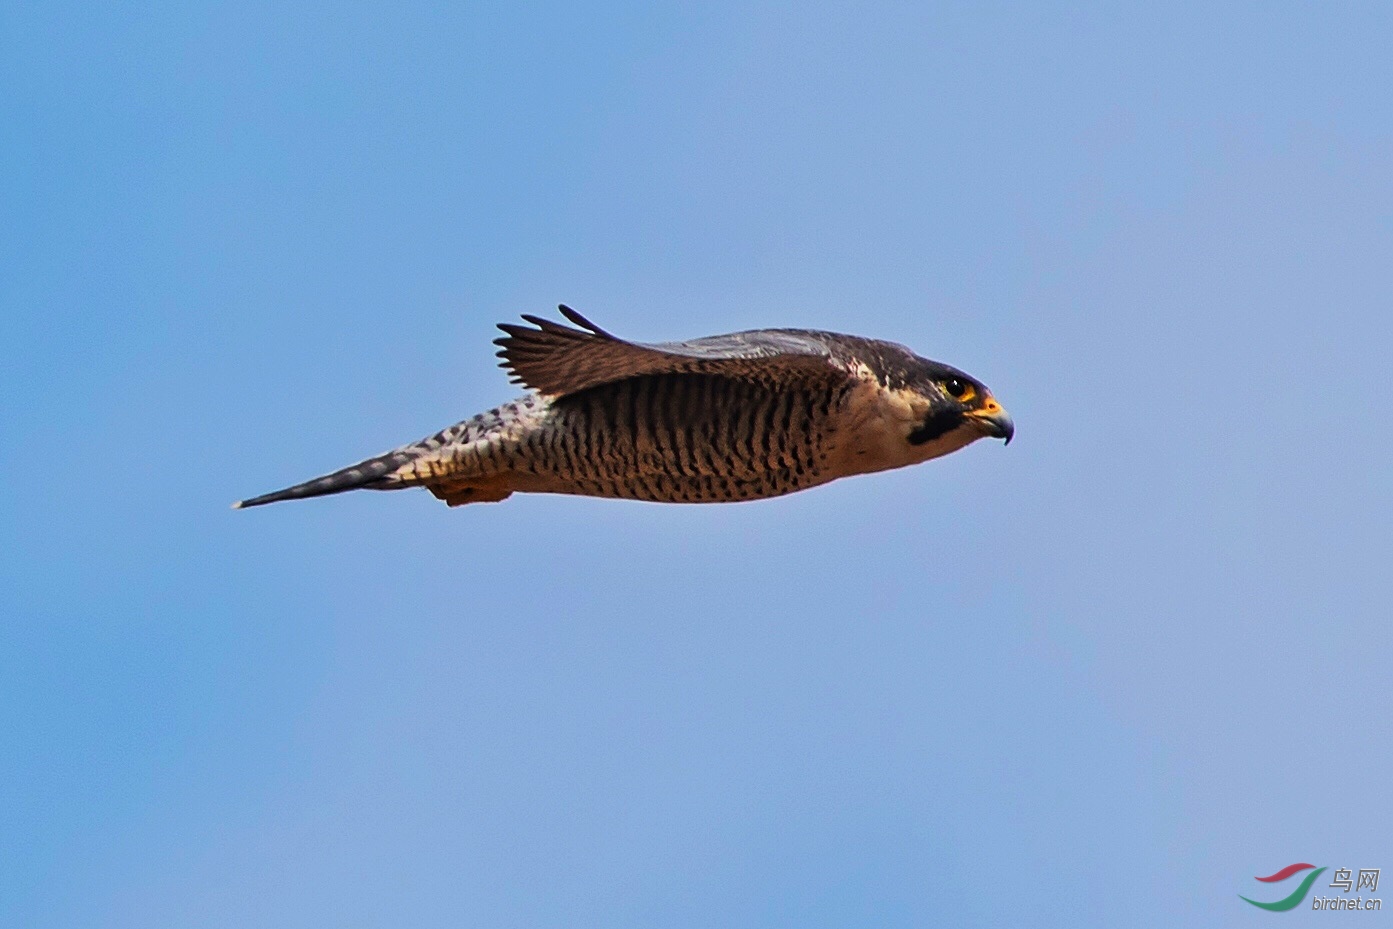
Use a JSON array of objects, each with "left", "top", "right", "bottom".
[{"left": 235, "top": 306, "right": 1013, "bottom": 509}]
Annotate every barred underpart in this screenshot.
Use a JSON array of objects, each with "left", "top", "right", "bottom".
[{"left": 427, "top": 375, "right": 852, "bottom": 503}]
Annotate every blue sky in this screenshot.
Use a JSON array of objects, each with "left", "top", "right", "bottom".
[{"left": 3, "top": 2, "right": 1390, "bottom": 926}]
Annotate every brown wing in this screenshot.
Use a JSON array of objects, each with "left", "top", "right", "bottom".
[{"left": 494, "top": 305, "right": 856, "bottom": 397}]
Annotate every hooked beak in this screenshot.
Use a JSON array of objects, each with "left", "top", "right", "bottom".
[{"left": 968, "top": 400, "right": 1014, "bottom": 445}]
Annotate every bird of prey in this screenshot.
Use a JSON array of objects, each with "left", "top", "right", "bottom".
[{"left": 234, "top": 306, "right": 1013, "bottom": 509}]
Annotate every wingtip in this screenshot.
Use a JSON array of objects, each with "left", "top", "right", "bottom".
[{"left": 557, "top": 304, "right": 611, "bottom": 337}]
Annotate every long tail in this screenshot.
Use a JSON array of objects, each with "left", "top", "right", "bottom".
[
  {"left": 232, "top": 446, "right": 421, "bottom": 509},
  {"left": 234, "top": 397, "right": 544, "bottom": 510}
]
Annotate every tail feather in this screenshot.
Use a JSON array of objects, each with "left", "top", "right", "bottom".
[
  {"left": 234, "top": 400, "right": 537, "bottom": 510},
  {"left": 232, "top": 448, "right": 419, "bottom": 509}
]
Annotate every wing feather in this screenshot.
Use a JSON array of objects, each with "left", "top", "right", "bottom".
[{"left": 494, "top": 305, "right": 856, "bottom": 397}]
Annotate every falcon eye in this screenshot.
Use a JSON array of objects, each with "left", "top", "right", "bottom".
[{"left": 944, "top": 378, "right": 974, "bottom": 401}]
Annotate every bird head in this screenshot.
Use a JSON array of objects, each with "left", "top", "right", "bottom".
[{"left": 905, "top": 361, "right": 1014, "bottom": 449}]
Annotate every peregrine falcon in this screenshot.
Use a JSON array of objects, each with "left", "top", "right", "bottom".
[{"left": 234, "top": 306, "right": 1013, "bottom": 509}]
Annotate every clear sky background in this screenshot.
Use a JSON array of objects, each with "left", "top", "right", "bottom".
[{"left": 4, "top": 2, "right": 1390, "bottom": 926}]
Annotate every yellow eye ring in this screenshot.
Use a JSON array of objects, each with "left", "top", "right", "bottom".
[{"left": 944, "top": 378, "right": 976, "bottom": 402}]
